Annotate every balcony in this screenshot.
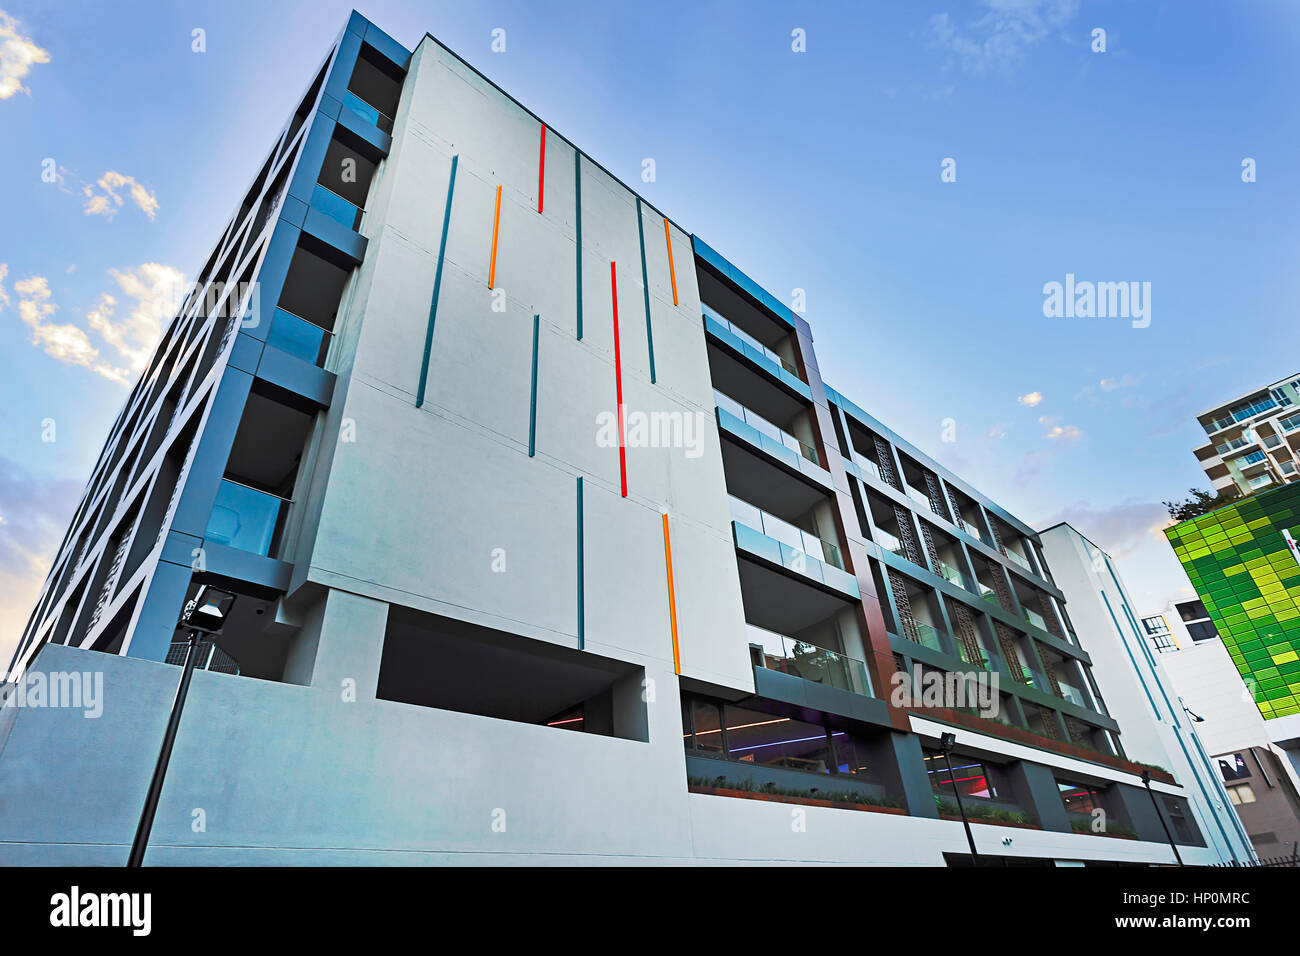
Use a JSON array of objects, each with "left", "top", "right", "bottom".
[
  {"left": 703, "top": 304, "right": 809, "bottom": 398},
  {"left": 873, "top": 527, "right": 909, "bottom": 560},
  {"left": 714, "top": 391, "right": 829, "bottom": 488},
  {"left": 747, "top": 625, "right": 873, "bottom": 696},
  {"left": 265, "top": 307, "right": 332, "bottom": 366},
  {"left": 730, "top": 496, "right": 857, "bottom": 596},
  {"left": 905, "top": 485, "right": 936, "bottom": 516},
  {"left": 847, "top": 450, "right": 881, "bottom": 483},
  {"left": 311, "top": 183, "right": 364, "bottom": 232},
  {"left": 1280, "top": 413, "right": 1300, "bottom": 432},
  {"left": 205, "top": 479, "right": 288, "bottom": 557},
  {"left": 342, "top": 89, "right": 394, "bottom": 134}
]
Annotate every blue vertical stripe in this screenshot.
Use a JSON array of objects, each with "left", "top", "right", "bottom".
[
  {"left": 636, "top": 198, "right": 656, "bottom": 383},
  {"left": 416, "top": 154, "right": 458, "bottom": 408},
  {"left": 575, "top": 152, "right": 583, "bottom": 341},
  {"left": 529, "top": 314, "right": 539, "bottom": 457}
]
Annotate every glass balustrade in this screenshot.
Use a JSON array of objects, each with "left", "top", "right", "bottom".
[
  {"left": 747, "top": 625, "right": 872, "bottom": 696},
  {"left": 873, "top": 527, "right": 909, "bottom": 560},
  {"left": 729, "top": 496, "right": 843, "bottom": 570},
  {"left": 957, "top": 641, "right": 989, "bottom": 669},
  {"left": 911, "top": 621, "right": 944, "bottom": 652},
  {"left": 714, "top": 390, "right": 819, "bottom": 466},
  {"left": 702, "top": 304, "right": 802, "bottom": 378},
  {"left": 311, "top": 183, "right": 363, "bottom": 231},
  {"left": 205, "top": 479, "right": 286, "bottom": 557},
  {"left": 1024, "top": 607, "right": 1048, "bottom": 631},
  {"left": 849, "top": 451, "right": 881, "bottom": 483},
  {"left": 937, "top": 560, "right": 966, "bottom": 588},
  {"left": 1057, "top": 681, "right": 1088, "bottom": 708},
  {"left": 1002, "top": 547, "right": 1032, "bottom": 572},
  {"left": 905, "top": 486, "right": 935, "bottom": 515},
  {"left": 266, "top": 308, "right": 332, "bottom": 366},
  {"left": 343, "top": 89, "right": 394, "bottom": 134}
]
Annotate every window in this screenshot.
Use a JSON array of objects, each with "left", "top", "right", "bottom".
[
  {"left": 1141, "top": 615, "right": 1169, "bottom": 636},
  {"left": 725, "top": 705, "right": 832, "bottom": 773},
  {"left": 1186, "top": 620, "right": 1219, "bottom": 643},
  {"left": 1217, "top": 753, "right": 1251, "bottom": 782},
  {"left": 924, "top": 749, "right": 998, "bottom": 799},
  {"left": 1058, "top": 781, "right": 1105, "bottom": 815},
  {"left": 1227, "top": 784, "right": 1256, "bottom": 806},
  {"left": 1176, "top": 600, "right": 1208, "bottom": 622}
]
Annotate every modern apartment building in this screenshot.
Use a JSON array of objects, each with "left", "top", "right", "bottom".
[
  {"left": 1153, "top": 636, "right": 1300, "bottom": 859},
  {"left": 0, "top": 12, "right": 1244, "bottom": 865},
  {"left": 1193, "top": 373, "right": 1300, "bottom": 496},
  {"left": 1038, "top": 524, "right": 1254, "bottom": 862}
]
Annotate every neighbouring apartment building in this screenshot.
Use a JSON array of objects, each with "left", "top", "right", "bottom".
[
  {"left": 1165, "top": 481, "right": 1300, "bottom": 804},
  {"left": 0, "top": 12, "right": 1251, "bottom": 865},
  {"left": 1193, "top": 373, "right": 1300, "bottom": 496}
]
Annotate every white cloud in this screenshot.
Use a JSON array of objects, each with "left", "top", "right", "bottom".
[
  {"left": 928, "top": 0, "right": 1080, "bottom": 76},
  {"left": 1017, "top": 390, "right": 1043, "bottom": 407},
  {"left": 10, "top": 263, "right": 185, "bottom": 384},
  {"left": 0, "top": 261, "right": 10, "bottom": 309},
  {"left": 1099, "top": 374, "right": 1139, "bottom": 391},
  {"left": 88, "top": 263, "right": 186, "bottom": 372},
  {"left": 83, "top": 171, "right": 160, "bottom": 221},
  {"left": 0, "top": 11, "right": 50, "bottom": 100},
  {"left": 1044, "top": 423, "right": 1082, "bottom": 441}
]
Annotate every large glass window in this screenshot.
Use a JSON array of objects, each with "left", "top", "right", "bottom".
[
  {"left": 1217, "top": 753, "right": 1251, "bottom": 782},
  {"left": 924, "top": 749, "right": 998, "bottom": 799},
  {"left": 724, "top": 705, "right": 831, "bottom": 773},
  {"left": 1058, "top": 780, "right": 1104, "bottom": 815}
]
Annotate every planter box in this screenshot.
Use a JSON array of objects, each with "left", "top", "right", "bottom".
[{"left": 688, "top": 785, "right": 906, "bottom": 815}]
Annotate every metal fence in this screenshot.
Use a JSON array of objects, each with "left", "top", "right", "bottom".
[{"left": 164, "top": 639, "right": 241, "bottom": 676}]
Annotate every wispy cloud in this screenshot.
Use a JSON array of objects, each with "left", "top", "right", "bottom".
[
  {"left": 83, "top": 171, "right": 160, "bottom": 221},
  {"left": 0, "top": 11, "right": 50, "bottom": 100},
  {"left": 4, "top": 263, "right": 185, "bottom": 384},
  {"left": 928, "top": 0, "right": 1080, "bottom": 77},
  {"left": 0, "top": 456, "right": 81, "bottom": 669},
  {"left": 1076, "top": 373, "right": 1141, "bottom": 403},
  {"left": 1038, "top": 498, "right": 1172, "bottom": 560},
  {"left": 1017, "top": 390, "right": 1043, "bottom": 407}
]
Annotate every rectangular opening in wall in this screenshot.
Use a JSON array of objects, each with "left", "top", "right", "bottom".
[{"left": 377, "top": 606, "right": 648, "bottom": 741}]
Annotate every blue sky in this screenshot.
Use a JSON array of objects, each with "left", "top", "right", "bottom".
[{"left": 2, "top": 0, "right": 1298, "bottom": 662}]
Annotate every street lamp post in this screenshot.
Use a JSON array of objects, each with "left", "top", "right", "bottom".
[
  {"left": 1142, "top": 769, "right": 1184, "bottom": 867},
  {"left": 939, "top": 731, "right": 979, "bottom": 866},
  {"left": 127, "top": 585, "right": 235, "bottom": 868}
]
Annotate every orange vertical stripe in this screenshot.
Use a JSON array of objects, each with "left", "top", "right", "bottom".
[
  {"left": 663, "top": 218, "right": 678, "bottom": 306},
  {"left": 662, "top": 513, "right": 681, "bottom": 675},
  {"left": 488, "top": 184, "right": 503, "bottom": 289}
]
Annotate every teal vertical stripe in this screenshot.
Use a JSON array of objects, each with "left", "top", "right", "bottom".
[
  {"left": 575, "top": 152, "right": 583, "bottom": 340},
  {"left": 416, "top": 154, "right": 458, "bottom": 408},
  {"left": 576, "top": 476, "right": 585, "bottom": 648},
  {"left": 528, "top": 314, "right": 539, "bottom": 457},
  {"left": 636, "top": 198, "right": 656, "bottom": 383}
]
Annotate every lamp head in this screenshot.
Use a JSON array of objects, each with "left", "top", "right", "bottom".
[
  {"left": 180, "top": 585, "right": 236, "bottom": 635},
  {"left": 939, "top": 731, "right": 956, "bottom": 754}
]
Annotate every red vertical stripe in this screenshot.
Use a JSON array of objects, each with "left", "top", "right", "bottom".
[
  {"left": 538, "top": 124, "right": 547, "bottom": 213},
  {"left": 611, "top": 261, "right": 627, "bottom": 498}
]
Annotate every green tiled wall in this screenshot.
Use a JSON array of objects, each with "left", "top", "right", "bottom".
[{"left": 1166, "top": 483, "right": 1300, "bottom": 719}]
